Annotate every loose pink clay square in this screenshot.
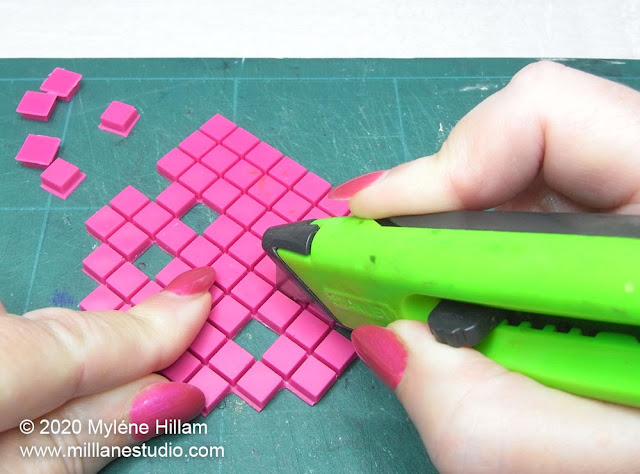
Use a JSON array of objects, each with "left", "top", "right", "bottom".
[
  {"left": 99, "top": 101, "right": 140, "bottom": 137},
  {"left": 16, "top": 91, "right": 56, "bottom": 121},
  {"left": 203, "top": 215, "right": 243, "bottom": 251},
  {"left": 40, "top": 68, "right": 82, "bottom": 101},
  {"left": 79, "top": 285, "right": 123, "bottom": 311},
  {"left": 86, "top": 206, "right": 126, "bottom": 241},
  {"left": 82, "top": 243, "right": 124, "bottom": 283},
  {"left": 157, "top": 148, "right": 194, "bottom": 181},
  {"left": 107, "top": 222, "right": 151, "bottom": 261},
  {"left": 110, "top": 186, "right": 149, "bottom": 221},
  {"left": 40, "top": 158, "right": 86, "bottom": 199},
  {"left": 132, "top": 202, "right": 172, "bottom": 238},
  {"left": 236, "top": 362, "right": 283, "bottom": 411},
  {"left": 15, "top": 134, "right": 61, "bottom": 168}
]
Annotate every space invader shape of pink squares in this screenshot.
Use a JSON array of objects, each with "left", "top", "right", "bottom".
[
  {"left": 157, "top": 148, "right": 194, "bottom": 181},
  {"left": 16, "top": 91, "right": 56, "bottom": 121},
  {"left": 179, "top": 130, "right": 216, "bottom": 160},
  {"left": 209, "top": 340, "right": 254, "bottom": 384},
  {"left": 203, "top": 214, "right": 243, "bottom": 251},
  {"left": 132, "top": 202, "right": 172, "bottom": 238},
  {"left": 177, "top": 162, "right": 217, "bottom": 197},
  {"left": 110, "top": 186, "right": 149, "bottom": 221},
  {"left": 40, "top": 158, "right": 86, "bottom": 199},
  {"left": 245, "top": 141, "right": 283, "bottom": 173},
  {"left": 83, "top": 243, "right": 124, "bottom": 283},
  {"left": 268, "top": 157, "right": 307, "bottom": 188},
  {"left": 86, "top": 206, "right": 126, "bottom": 242},
  {"left": 80, "top": 285, "right": 123, "bottom": 311},
  {"left": 314, "top": 331, "right": 356, "bottom": 374},
  {"left": 293, "top": 172, "right": 331, "bottom": 205},
  {"left": 156, "top": 182, "right": 197, "bottom": 218},
  {"left": 222, "top": 127, "right": 259, "bottom": 157},
  {"left": 40, "top": 68, "right": 82, "bottom": 101},
  {"left": 200, "top": 113, "right": 237, "bottom": 142},
  {"left": 180, "top": 235, "right": 221, "bottom": 267},
  {"left": 107, "top": 222, "right": 151, "bottom": 261},
  {"left": 156, "top": 218, "right": 197, "bottom": 256},
  {"left": 99, "top": 101, "right": 140, "bottom": 137},
  {"left": 15, "top": 134, "right": 61, "bottom": 168},
  {"left": 236, "top": 362, "right": 283, "bottom": 411}
]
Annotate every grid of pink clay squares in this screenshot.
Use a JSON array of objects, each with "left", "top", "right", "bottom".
[{"left": 80, "top": 114, "right": 355, "bottom": 414}]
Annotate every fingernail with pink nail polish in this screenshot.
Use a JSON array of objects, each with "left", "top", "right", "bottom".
[
  {"left": 164, "top": 267, "right": 215, "bottom": 296},
  {"left": 130, "top": 383, "right": 205, "bottom": 441},
  {"left": 351, "top": 325, "right": 407, "bottom": 390},
  {"left": 328, "top": 170, "right": 386, "bottom": 200}
]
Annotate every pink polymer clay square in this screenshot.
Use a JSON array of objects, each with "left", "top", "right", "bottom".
[
  {"left": 289, "top": 357, "right": 337, "bottom": 404},
  {"left": 105, "top": 262, "right": 149, "bottom": 302},
  {"left": 268, "top": 157, "right": 307, "bottom": 188},
  {"left": 253, "top": 256, "right": 276, "bottom": 286},
  {"left": 236, "top": 361, "right": 283, "bottom": 411},
  {"left": 230, "top": 273, "right": 273, "bottom": 312},
  {"left": 293, "top": 172, "right": 331, "bottom": 204},
  {"left": 226, "top": 195, "right": 265, "bottom": 229},
  {"left": 224, "top": 160, "right": 262, "bottom": 192},
  {"left": 303, "top": 208, "right": 331, "bottom": 221},
  {"left": 177, "top": 162, "right": 217, "bottom": 197},
  {"left": 132, "top": 202, "right": 172, "bottom": 238},
  {"left": 99, "top": 101, "right": 140, "bottom": 137},
  {"left": 82, "top": 243, "right": 124, "bottom": 283},
  {"left": 222, "top": 127, "right": 260, "bottom": 157},
  {"left": 229, "top": 232, "right": 264, "bottom": 269},
  {"left": 179, "top": 130, "right": 216, "bottom": 160},
  {"left": 200, "top": 114, "right": 237, "bottom": 142},
  {"left": 248, "top": 175, "right": 287, "bottom": 209},
  {"left": 79, "top": 285, "right": 123, "bottom": 311},
  {"left": 189, "top": 366, "right": 230, "bottom": 414},
  {"left": 156, "top": 182, "right": 197, "bottom": 218},
  {"left": 110, "top": 186, "right": 149, "bottom": 221},
  {"left": 209, "top": 284, "right": 225, "bottom": 305},
  {"left": 251, "top": 212, "right": 287, "bottom": 238},
  {"left": 190, "top": 323, "right": 227, "bottom": 362},
  {"left": 162, "top": 352, "right": 202, "bottom": 382},
  {"left": 107, "top": 222, "right": 151, "bottom": 261},
  {"left": 180, "top": 235, "right": 221, "bottom": 267},
  {"left": 201, "top": 145, "right": 239, "bottom": 176},
  {"left": 15, "top": 134, "right": 61, "bottom": 168},
  {"left": 245, "top": 141, "right": 283, "bottom": 172},
  {"left": 313, "top": 331, "right": 356, "bottom": 374},
  {"left": 130, "top": 280, "right": 162, "bottom": 305},
  {"left": 40, "top": 158, "right": 86, "bottom": 199},
  {"left": 156, "top": 218, "right": 197, "bottom": 256},
  {"left": 155, "top": 258, "right": 191, "bottom": 287},
  {"left": 318, "top": 195, "right": 350, "bottom": 217},
  {"left": 202, "top": 179, "right": 241, "bottom": 214},
  {"left": 16, "top": 91, "right": 56, "bottom": 121},
  {"left": 285, "top": 310, "right": 331, "bottom": 352},
  {"left": 209, "top": 340, "right": 254, "bottom": 384},
  {"left": 157, "top": 148, "right": 194, "bottom": 181},
  {"left": 40, "top": 68, "right": 82, "bottom": 101},
  {"left": 86, "top": 206, "right": 126, "bottom": 242},
  {"left": 272, "top": 192, "right": 313, "bottom": 222},
  {"left": 262, "top": 335, "right": 306, "bottom": 379},
  {"left": 210, "top": 254, "right": 247, "bottom": 292},
  {"left": 256, "top": 291, "right": 301, "bottom": 333},
  {"left": 203, "top": 215, "right": 243, "bottom": 251},
  {"left": 208, "top": 295, "right": 251, "bottom": 337}
]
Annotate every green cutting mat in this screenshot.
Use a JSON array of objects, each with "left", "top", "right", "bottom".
[{"left": 1, "top": 58, "right": 639, "bottom": 473}]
